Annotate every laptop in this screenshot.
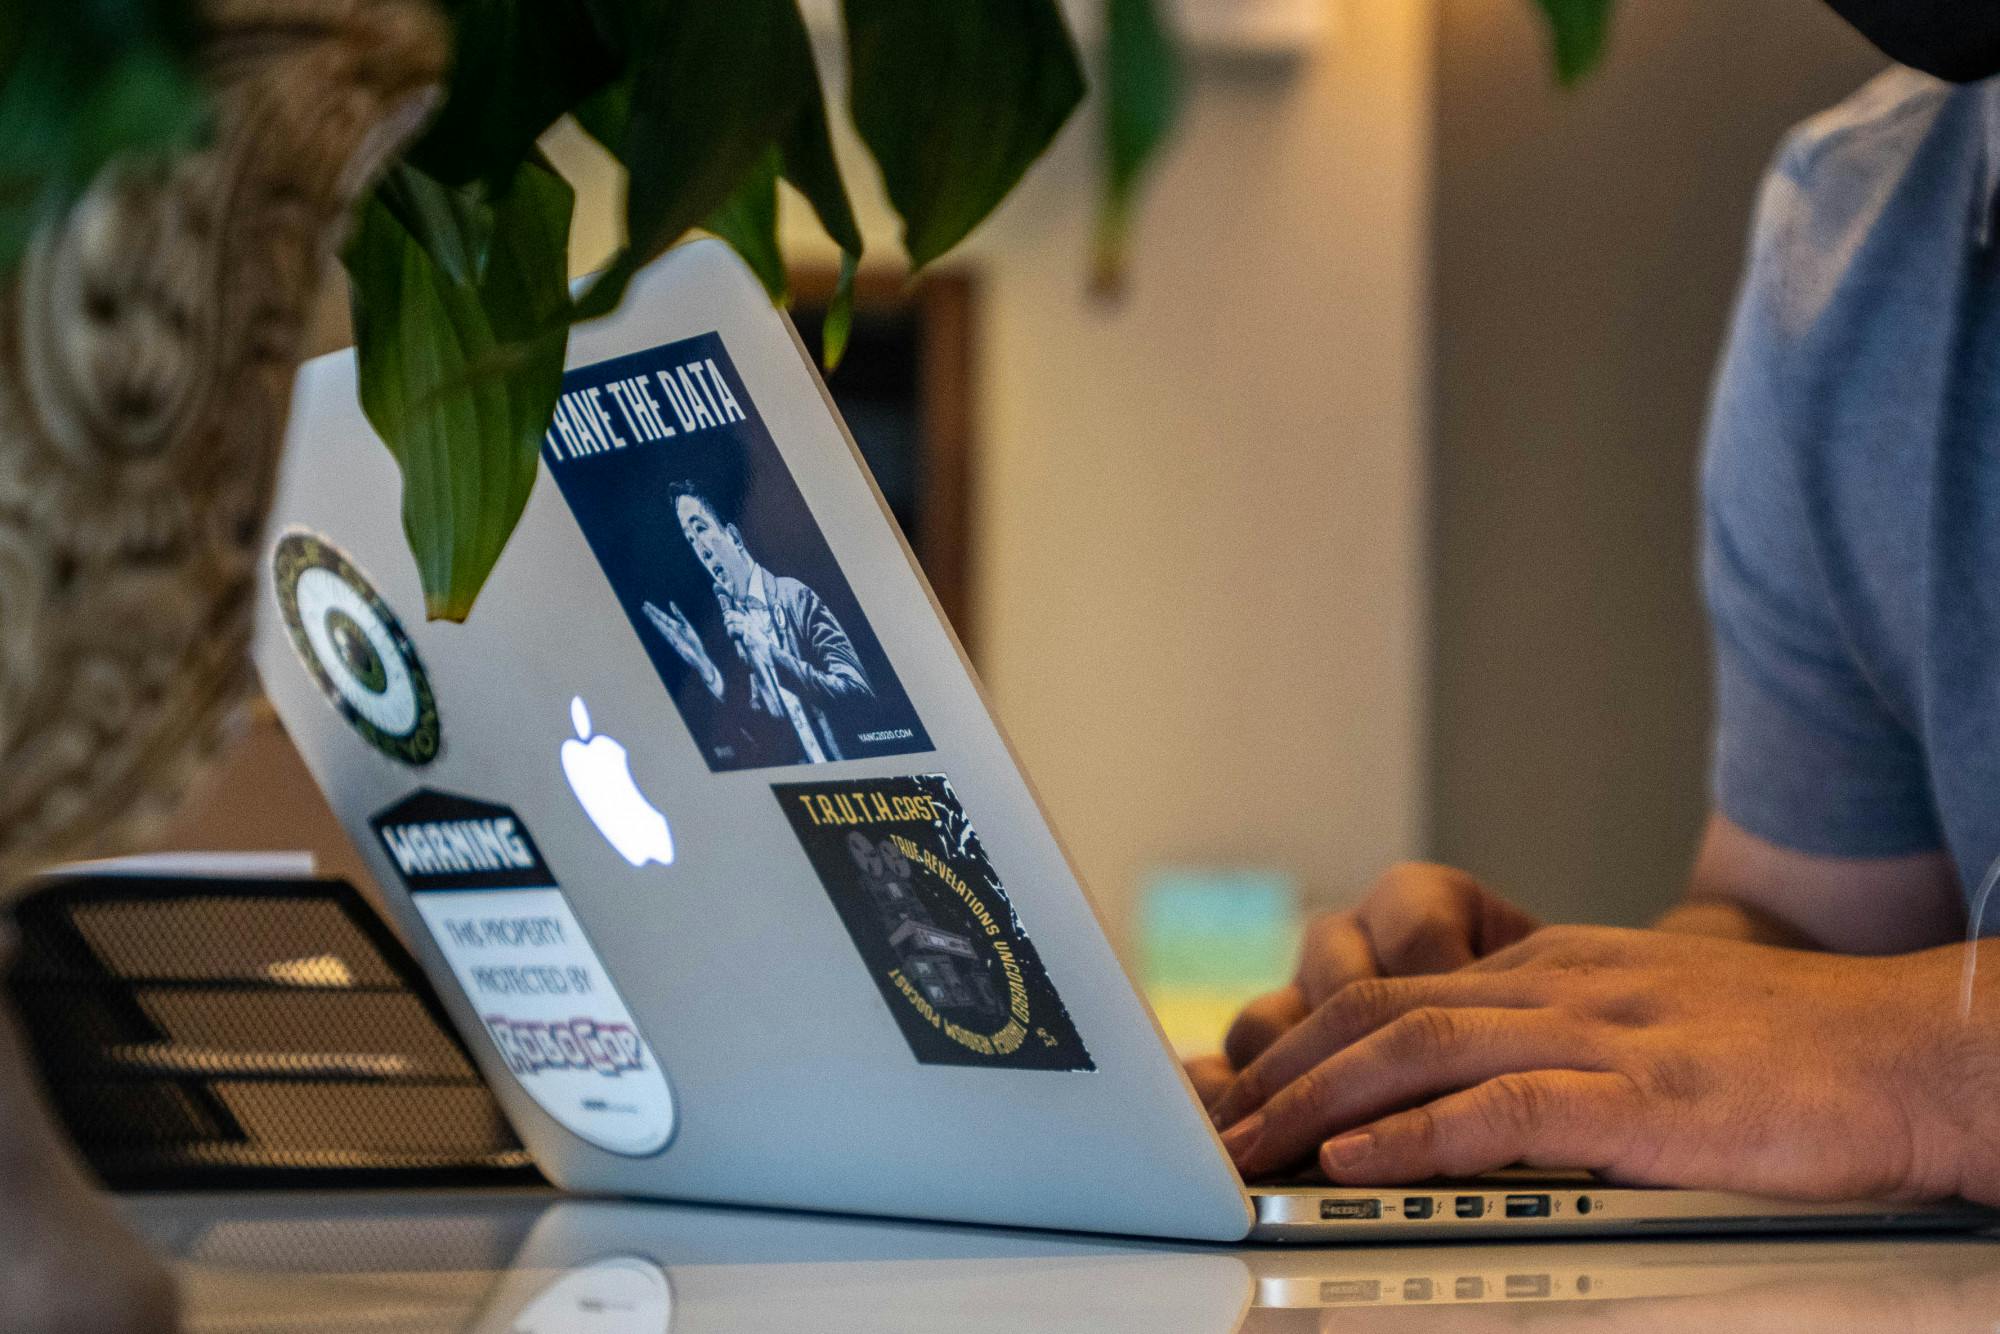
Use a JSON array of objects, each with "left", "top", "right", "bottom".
[{"left": 251, "top": 238, "right": 1992, "bottom": 1241}]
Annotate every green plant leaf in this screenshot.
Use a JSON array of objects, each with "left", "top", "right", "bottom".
[
  {"left": 374, "top": 160, "right": 497, "bottom": 287},
  {"left": 407, "top": 0, "right": 619, "bottom": 190},
  {"left": 781, "top": 73, "right": 863, "bottom": 260},
  {"left": 701, "top": 145, "right": 786, "bottom": 301},
  {"left": 345, "top": 156, "right": 575, "bottom": 621},
  {"left": 0, "top": 2, "right": 205, "bottom": 273},
  {"left": 1532, "top": 0, "right": 1615, "bottom": 86},
  {"left": 574, "top": 2, "right": 860, "bottom": 361},
  {"left": 821, "top": 249, "right": 859, "bottom": 369},
  {"left": 1093, "top": 0, "right": 1182, "bottom": 295},
  {"left": 844, "top": 0, "right": 1084, "bottom": 270},
  {"left": 779, "top": 58, "right": 864, "bottom": 368},
  {"left": 570, "top": 71, "right": 626, "bottom": 155},
  {"left": 572, "top": 0, "right": 817, "bottom": 319}
]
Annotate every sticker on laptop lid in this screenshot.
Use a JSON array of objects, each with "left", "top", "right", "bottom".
[
  {"left": 538, "top": 331, "right": 932, "bottom": 773},
  {"left": 272, "top": 530, "right": 440, "bottom": 766},
  {"left": 370, "top": 787, "right": 675, "bottom": 1156},
  {"left": 773, "top": 774, "right": 1094, "bottom": 1071}
]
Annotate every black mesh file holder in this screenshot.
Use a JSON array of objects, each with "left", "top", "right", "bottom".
[{"left": 5, "top": 874, "right": 542, "bottom": 1189}]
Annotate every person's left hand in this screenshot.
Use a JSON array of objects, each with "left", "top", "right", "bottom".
[{"left": 1207, "top": 924, "right": 1996, "bottom": 1203}]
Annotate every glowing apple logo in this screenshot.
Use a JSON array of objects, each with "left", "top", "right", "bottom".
[{"left": 560, "top": 696, "right": 675, "bottom": 868}]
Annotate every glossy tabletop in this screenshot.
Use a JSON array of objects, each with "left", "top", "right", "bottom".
[{"left": 125, "top": 1188, "right": 2000, "bottom": 1332}]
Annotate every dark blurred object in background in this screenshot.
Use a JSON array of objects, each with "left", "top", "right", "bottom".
[
  {"left": 5, "top": 872, "right": 539, "bottom": 1190},
  {"left": 793, "top": 268, "right": 978, "bottom": 656}
]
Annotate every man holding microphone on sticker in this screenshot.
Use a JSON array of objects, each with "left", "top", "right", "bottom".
[
  {"left": 643, "top": 479, "right": 875, "bottom": 764},
  {"left": 1192, "top": 3, "right": 2000, "bottom": 1208}
]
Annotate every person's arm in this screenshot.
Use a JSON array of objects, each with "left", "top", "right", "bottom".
[
  {"left": 1193, "top": 112, "right": 1992, "bottom": 1192},
  {"left": 1656, "top": 811, "right": 1962, "bottom": 953},
  {"left": 769, "top": 586, "right": 873, "bottom": 703}
]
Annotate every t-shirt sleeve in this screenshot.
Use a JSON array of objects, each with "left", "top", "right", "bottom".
[{"left": 1700, "top": 138, "right": 1941, "bottom": 858}]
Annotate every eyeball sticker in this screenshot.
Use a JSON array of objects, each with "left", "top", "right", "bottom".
[{"left": 273, "top": 530, "right": 440, "bottom": 766}]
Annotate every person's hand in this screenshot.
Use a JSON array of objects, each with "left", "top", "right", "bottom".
[
  {"left": 642, "top": 599, "right": 723, "bottom": 699},
  {"left": 1184, "top": 1052, "right": 1235, "bottom": 1110},
  {"left": 1219, "top": 864, "right": 1541, "bottom": 1075},
  {"left": 720, "top": 604, "right": 778, "bottom": 662},
  {"left": 1185, "top": 864, "right": 1534, "bottom": 1115},
  {"left": 1208, "top": 924, "right": 1993, "bottom": 1203}
]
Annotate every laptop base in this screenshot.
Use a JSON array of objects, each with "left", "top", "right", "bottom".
[{"left": 1248, "top": 1176, "right": 1997, "bottom": 1241}]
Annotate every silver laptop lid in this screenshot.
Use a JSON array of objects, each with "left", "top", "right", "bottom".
[{"left": 253, "top": 239, "right": 1250, "bottom": 1240}]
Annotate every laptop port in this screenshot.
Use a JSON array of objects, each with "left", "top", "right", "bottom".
[
  {"left": 1506, "top": 1274, "right": 1552, "bottom": 1299},
  {"left": 1321, "top": 1198, "right": 1382, "bottom": 1220},
  {"left": 1455, "top": 1277, "right": 1485, "bottom": 1300},
  {"left": 1402, "top": 1196, "right": 1434, "bottom": 1220},
  {"left": 1455, "top": 1195, "right": 1485, "bottom": 1219},
  {"left": 1403, "top": 1277, "right": 1434, "bottom": 1302},
  {"left": 1319, "top": 1279, "right": 1381, "bottom": 1303},
  {"left": 1505, "top": 1194, "right": 1551, "bottom": 1218}
]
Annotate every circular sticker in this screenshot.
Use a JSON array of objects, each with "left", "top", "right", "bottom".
[{"left": 273, "top": 531, "right": 440, "bottom": 766}]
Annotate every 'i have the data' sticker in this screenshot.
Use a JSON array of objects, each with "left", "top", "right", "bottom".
[{"left": 370, "top": 788, "right": 675, "bottom": 1157}]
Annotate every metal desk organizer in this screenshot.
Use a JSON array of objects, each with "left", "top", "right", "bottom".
[{"left": 4, "top": 873, "right": 539, "bottom": 1188}]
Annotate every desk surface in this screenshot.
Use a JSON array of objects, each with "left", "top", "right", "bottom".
[{"left": 125, "top": 1189, "right": 2000, "bottom": 1332}]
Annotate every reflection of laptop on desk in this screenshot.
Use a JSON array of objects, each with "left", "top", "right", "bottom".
[{"left": 252, "top": 238, "right": 1993, "bottom": 1241}]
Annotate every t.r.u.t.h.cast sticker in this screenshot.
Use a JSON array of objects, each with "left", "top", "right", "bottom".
[{"left": 773, "top": 774, "right": 1093, "bottom": 1072}]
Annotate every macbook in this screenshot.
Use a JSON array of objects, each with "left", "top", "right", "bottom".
[{"left": 252, "top": 239, "right": 1992, "bottom": 1241}]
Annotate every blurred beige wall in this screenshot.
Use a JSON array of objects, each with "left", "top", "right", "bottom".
[
  {"left": 956, "top": 3, "right": 1435, "bottom": 950},
  {"left": 550, "top": 0, "right": 1438, "bottom": 955},
  {"left": 1429, "top": 0, "right": 1885, "bottom": 924}
]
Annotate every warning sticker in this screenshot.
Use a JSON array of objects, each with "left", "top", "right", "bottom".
[
  {"left": 371, "top": 788, "right": 674, "bottom": 1156},
  {"left": 773, "top": 774, "right": 1094, "bottom": 1071}
]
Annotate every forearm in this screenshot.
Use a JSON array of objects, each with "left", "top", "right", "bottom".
[
  {"left": 1654, "top": 894, "right": 1817, "bottom": 946},
  {"left": 1655, "top": 816, "right": 1829, "bottom": 946},
  {"left": 1656, "top": 812, "right": 1963, "bottom": 955}
]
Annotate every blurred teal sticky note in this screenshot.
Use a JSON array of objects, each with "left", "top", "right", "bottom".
[{"left": 1139, "top": 867, "right": 1298, "bottom": 994}]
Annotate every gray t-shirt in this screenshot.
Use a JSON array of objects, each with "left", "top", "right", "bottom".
[{"left": 1704, "top": 68, "right": 2000, "bottom": 915}]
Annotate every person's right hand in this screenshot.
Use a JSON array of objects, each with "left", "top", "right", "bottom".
[
  {"left": 1219, "top": 863, "right": 1542, "bottom": 1077},
  {"left": 643, "top": 599, "right": 703, "bottom": 665}
]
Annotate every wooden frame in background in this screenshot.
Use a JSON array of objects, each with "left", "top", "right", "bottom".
[{"left": 790, "top": 265, "right": 980, "bottom": 657}]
